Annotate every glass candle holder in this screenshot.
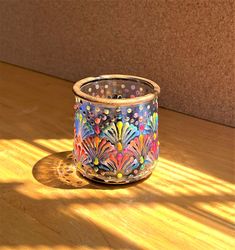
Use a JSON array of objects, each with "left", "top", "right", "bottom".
[{"left": 73, "top": 75, "right": 160, "bottom": 184}]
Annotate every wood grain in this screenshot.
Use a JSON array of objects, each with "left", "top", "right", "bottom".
[{"left": 0, "top": 62, "right": 234, "bottom": 250}]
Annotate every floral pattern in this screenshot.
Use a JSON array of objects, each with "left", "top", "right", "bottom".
[
  {"left": 105, "top": 153, "right": 139, "bottom": 178},
  {"left": 82, "top": 136, "right": 116, "bottom": 172},
  {"left": 73, "top": 138, "right": 89, "bottom": 169},
  {"left": 73, "top": 97, "right": 159, "bottom": 184},
  {"left": 74, "top": 112, "right": 94, "bottom": 142},
  {"left": 100, "top": 121, "right": 139, "bottom": 151},
  {"left": 127, "top": 134, "right": 155, "bottom": 167}
]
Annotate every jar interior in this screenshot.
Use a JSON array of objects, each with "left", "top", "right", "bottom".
[{"left": 80, "top": 79, "right": 153, "bottom": 99}]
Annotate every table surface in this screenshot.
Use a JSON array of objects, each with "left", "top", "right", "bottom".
[{"left": 0, "top": 62, "right": 234, "bottom": 250}]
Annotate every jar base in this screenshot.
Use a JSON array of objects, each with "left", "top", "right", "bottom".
[{"left": 77, "top": 168, "right": 153, "bottom": 185}]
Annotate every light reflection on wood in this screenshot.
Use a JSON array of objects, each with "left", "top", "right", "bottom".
[{"left": 0, "top": 62, "right": 234, "bottom": 250}]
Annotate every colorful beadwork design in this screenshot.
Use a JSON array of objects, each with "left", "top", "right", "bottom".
[{"left": 73, "top": 96, "right": 159, "bottom": 184}]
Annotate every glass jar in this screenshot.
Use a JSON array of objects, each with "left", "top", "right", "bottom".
[{"left": 73, "top": 75, "right": 160, "bottom": 184}]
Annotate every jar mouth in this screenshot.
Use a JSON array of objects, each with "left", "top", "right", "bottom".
[{"left": 73, "top": 74, "right": 160, "bottom": 106}]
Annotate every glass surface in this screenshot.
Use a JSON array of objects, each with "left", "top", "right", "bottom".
[{"left": 73, "top": 76, "right": 159, "bottom": 184}]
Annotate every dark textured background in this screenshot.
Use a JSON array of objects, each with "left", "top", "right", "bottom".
[{"left": 0, "top": 0, "right": 234, "bottom": 126}]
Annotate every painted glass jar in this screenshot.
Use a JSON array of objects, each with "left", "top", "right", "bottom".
[{"left": 73, "top": 75, "right": 160, "bottom": 184}]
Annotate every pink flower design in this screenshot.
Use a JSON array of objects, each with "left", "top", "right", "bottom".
[
  {"left": 127, "top": 134, "right": 157, "bottom": 165},
  {"left": 105, "top": 152, "right": 139, "bottom": 178}
]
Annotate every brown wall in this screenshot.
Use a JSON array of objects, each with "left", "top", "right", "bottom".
[{"left": 0, "top": 0, "right": 234, "bottom": 126}]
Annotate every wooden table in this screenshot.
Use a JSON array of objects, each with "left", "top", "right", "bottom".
[{"left": 0, "top": 62, "right": 234, "bottom": 250}]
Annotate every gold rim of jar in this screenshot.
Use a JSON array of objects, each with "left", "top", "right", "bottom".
[{"left": 73, "top": 74, "right": 160, "bottom": 106}]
